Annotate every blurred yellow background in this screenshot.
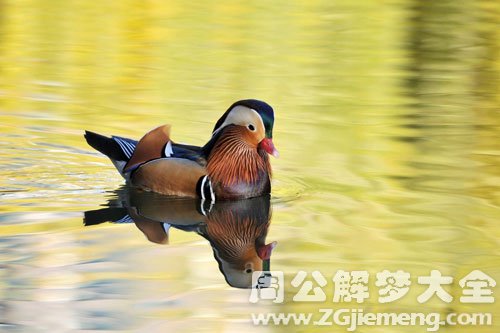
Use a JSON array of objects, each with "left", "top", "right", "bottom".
[{"left": 0, "top": 1, "right": 499, "bottom": 332}]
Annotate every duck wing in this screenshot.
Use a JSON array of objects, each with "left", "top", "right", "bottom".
[{"left": 125, "top": 125, "right": 206, "bottom": 172}]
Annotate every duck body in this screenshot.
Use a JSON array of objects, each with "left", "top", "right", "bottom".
[{"left": 84, "top": 99, "right": 278, "bottom": 200}]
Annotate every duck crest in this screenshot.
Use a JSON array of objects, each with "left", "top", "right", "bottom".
[{"left": 206, "top": 126, "right": 271, "bottom": 190}]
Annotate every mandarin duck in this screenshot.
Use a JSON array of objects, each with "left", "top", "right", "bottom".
[
  {"left": 84, "top": 99, "right": 278, "bottom": 200},
  {"left": 84, "top": 188, "right": 276, "bottom": 288}
]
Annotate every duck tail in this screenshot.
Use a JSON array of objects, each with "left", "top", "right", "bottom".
[
  {"left": 83, "top": 207, "right": 132, "bottom": 226},
  {"left": 84, "top": 131, "right": 126, "bottom": 160},
  {"left": 84, "top": 130, "right": 138, "bottom": 178}
]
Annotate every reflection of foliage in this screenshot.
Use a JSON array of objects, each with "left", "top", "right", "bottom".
[{"left": 403, "top": 0, "right": 500, "bottom": 205}]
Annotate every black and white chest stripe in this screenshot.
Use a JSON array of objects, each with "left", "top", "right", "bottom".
[{"left": 196, "top": 175, "right": 216, "bottom": 203}]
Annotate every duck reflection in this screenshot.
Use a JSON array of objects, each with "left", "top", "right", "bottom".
[{"left": 83, "top": 187, "right": 276, "bottom": 288}]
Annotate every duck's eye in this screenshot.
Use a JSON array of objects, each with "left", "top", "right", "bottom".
[
  {"left": 248, "top": 124, "right": 255, "bottom": 131},
  {"left": 245, "top": 268, "right": 253, "bottom": 274}
]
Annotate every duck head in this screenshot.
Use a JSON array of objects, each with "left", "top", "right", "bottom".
[
  {"left": 203, "top": 100, "right": 278, "bottom": 198},
  {"left": 209, "top": 99, "right": 279, "bottom": 158}
]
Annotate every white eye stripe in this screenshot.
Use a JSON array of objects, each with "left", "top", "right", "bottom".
[{"left": 217, "top": 106, "right": 265, "bottom": 135}]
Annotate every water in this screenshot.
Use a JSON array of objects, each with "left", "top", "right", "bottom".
[{"left": 1, "top": 1, "right": 499, "bottom": 332}]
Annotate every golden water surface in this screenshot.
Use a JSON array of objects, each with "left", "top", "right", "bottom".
[{"left": 0, "top": 1, "right": 499, "bottom": 332}]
